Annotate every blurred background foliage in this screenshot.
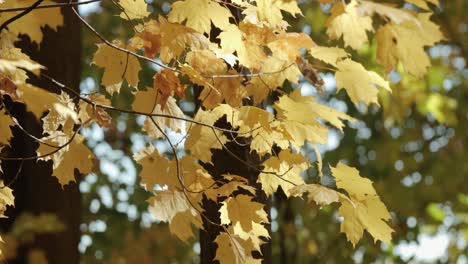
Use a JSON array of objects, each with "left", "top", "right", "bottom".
[{"left": 20, "top": 0, "right": 464, "bottom": 263}]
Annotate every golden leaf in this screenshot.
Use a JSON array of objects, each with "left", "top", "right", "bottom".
[
  {"left": 134, "top": 144, "right": 173, "bottom": 191},
  {"left": 335, "top": 59, "right": 390, "bottom": 106},
  {"left": 0, "top": 0, "right": 63, "bottom": 43},
  {"left": 92, "top": 41, "right": 141, "bottom": 94},
  {"left": 289, "top": 184, "right": 340, "bottom": 207},
  {"left": 0, "top": 108, "right": 14, "bottom": 146},
  {"left": 0, "top": 180, "right": 14, "bottom": 218},
  {"left": 376, "top": 13, "right": 444, "bottom": 77},
  {"left": 258, "top": 150, "right": 308, "bottom": 196},
  {"left": 325, "top": 0, "right": 373, "bottom": 50},
  {"left": 168, "top": 0, "right": 232, "bottom": 34},
  {"left": 219, "top": 194, "right": 268, "bottom": 232},
  {"left": 118, "top": 0, "right": 150, "bottom": 20},
  {"left": 37, "top": 134, "right": 94, "bottom": 187}
]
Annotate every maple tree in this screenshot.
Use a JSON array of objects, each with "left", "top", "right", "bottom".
[{"left": 0, "top": 0, "right": 462, "bottom": 262}]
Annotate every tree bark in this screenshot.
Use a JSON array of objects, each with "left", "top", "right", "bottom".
[
  {"left": 199, "top": 118, "right": 272, "bottom": 263},
  {"left": 1, "top": 2, "right": 82, "bottom": 263}
]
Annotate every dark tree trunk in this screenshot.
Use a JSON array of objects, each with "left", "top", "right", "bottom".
[
  {"left": 199, "top": 119, "right": 272, "bottom": 263},
  {"left": 1, "top": 2, "right": 82, "bottom": 263}
]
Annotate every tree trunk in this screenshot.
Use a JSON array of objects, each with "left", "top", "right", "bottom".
[
  {"left": 1, "top": 2, "right": 82, "bottom": 263},
  {"left": 199, "top": 119, "right": 272, "bottom": 263}
]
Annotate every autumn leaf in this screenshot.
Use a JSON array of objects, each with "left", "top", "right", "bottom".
[
  {"left": 147, "top": 190, "right": 190, "bottom": 222},
  {"left": 0, "top": 0, "right": 63, "bottom": 43},
  {"left": 219, "top": 194, "right": 268, "bottom": 232},
  {"left": 168, "top": 0, "right": 232, "bottom": 34},
  {"left": 134, "top": 144, "right": 173, "bottom": 191},
  {"left": 37, "top": 134, "right": 94, "bottom": 187},
  {"left": 335, "top": 59, "right": 390, "bottom": 106},
  {"left": 376, "top": 13, "right": 444, "bottom": 77},
  {"left": 0, "top": 108, "right": 14, "bottom": 146},
  {"left": 0, "top": 180, "right": 14, "bottom": 218},
  {"left": 326, "top": 0, "right": 373, "bottom": 50},
  {"left": 289, "top": 184, "right": 340, "bottom": 207},
  {"left": 92, "top": 41, "right": 141, "bottom": 94},
  {"left": 118, "top": 0, "right": 150, "bottom": 20},
  {"left": 258, "top": 150, "right": 309, "bottom": 196},
  {"left": 330, "top": 162, "right": 394, "bottom": 246}
]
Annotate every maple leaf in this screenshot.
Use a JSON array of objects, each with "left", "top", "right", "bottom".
[
  {"left": 159, "top": 17, "right": 211, "bottom": 63},
  {"left": 170, "top": 156, "right": 214, "bottom": 193},
  {"left": 330, "top": 162, "right": 394, "bottom": 246},
  {"left": 169, "top": 210, "right": 202, "bottom": 242},
  {"left": 153, "top": 69, "right": 186, "bottom": 109},
  {"left": 289, "top": 184, "right": 340, "bottom": 207},
  {"left": 17, "top": 84, "right": 59, "bottom": 119},
  {"left": 274, "top": 90, "right": 354, "bottom": 149},
  {"left": 219, "top": 194, "right": 268, "bottom": 232},
  {"left": 358, "top": 1, "right": 419, "bottom": 25},
  {"left": 233, "top": 221, "right": 270, "bottom": 252},
  {"left": 376, "top": 13, "right": 444, "bottom": 77},
  {"left": 325, "top": 0, "right": 373, "bottom": 50},
  {"left": 214, "top": 232, "right": 255, "bottom": 264},
  {"left": 147, "top": 190, "right": 190, "bottom": 222},
  {"left": 0, "top": 0, "right": 63, "bottom": 43},
  {"left": 0, "top": 180, "right": 14, "bottom": 218},
  {"left": 118, "top": 0, "right": 150, "bottom": 20},
  {"left": 309, "top": 46, "right": 348, "bottom": 67},
  {"left": 258, "top": 150, "right": 308, "bottom": 196},
  {"left": 335, "top": 59, "right": 390, "bottom": 106},
  {"left": 184, "top": 106, "right": 232, "bottom": 163},
  {"left": 168, "top": 0, "right": 232, "bottom": 34},
  {"left": 41, "top": 92, "right": 79, "bottom": 136},
  {"left": 255, "top": 0, "right": 302, "bottom": 28},
  {"left": 92, "top": 41, "right": 141, "bottom": 94},
  {"left": 134, "top": 144, "right": 173, "bottom": 191},
  {"left": 78, "top": 94, "right": 112, "bottom": 128},
  {"left": 37, "top": 134, "right": 94, "bottom": 187},
  {"left": 0, "top": 108, "right": 14, "bottom": 146},
  {"left": 205, "top": 174, "right": 256, "bottom": 201},
  {"left": 132, "top": 87, "right": 186, "bottom": 139}
]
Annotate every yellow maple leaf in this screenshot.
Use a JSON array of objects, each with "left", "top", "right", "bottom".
[
  {"left": 255, "top": 0, "right": 302, "bottom": 28},
  {"left": 41, "top": 92, "right": 79, "bottom": 136},
  {"left": 169, "top": 210, "right": 203, "bottom": 242},
  {"left": 0, "top": 0, "right": 63, "bottom": 43},
  {"left": 358, "top": 1, "right": 419, "bottom": 25},
  {"left": 331, "top": 162, "right": 377, "bottom": 201},
  {"left": 219, "top": 194, "right": 268, "bottom": 232},
  {"left": 170, "top": 156, "right": 214, "bottom": 193},
  {"left": 289, "top": 184, "right": 339, "bottom": 207},
  {"left": 132, "top": 87, "right": 186, "bottom": 138},
  {"left": 168, "top": 0, "right": 232, "bottom": 34},
  {"left": 325, "top": 0, "right": 373, "bottom": 50},
  {"left": 0, "top": 180, "right": 14, "bottom": 218},
  {"left": 233, "top": 221, "right": 269, "bottom": 252},
  {"left": 376, "top": 13, "right": 444, "bottom": 77},
  {"left": 37, "top": 134, "right": 94, "bottom": 187},
  {"left": 92, "top": 41, "right": 141, "bottom": 94},
  {"left": 214, "top": 232, "right": 259, "bottom": 264},
  {"left": 17, "top": 84, "right": 59, "bottom": 119},
  {"left": 274, "top": 90, "right": 354, "bottom": 149},
  {"left": 0, "top": 108, "right": 14, "bottom": 146},
  {"left": 118, "top": 0, "right": 150, "bottom": 20},
  {"left": 335, "top": 59, "right": 390, "bottom": 106},
  {"left": 147, "top": 190, "right": 190, "bottom": 222},
  {"left": 331, "top": 162, "right": 393, "bottom": 246},
  {"left": 258, "top": 150, "right": 308, "bottom": 196},
  {"left": 134, "top": 144, "right": 173, "bottom": 191},
  {"left": 159, "top": 17, "right": 211, "bottom": 63},
  {"left": 309, "top": 46, "right": 348, "bottom": 67}
]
